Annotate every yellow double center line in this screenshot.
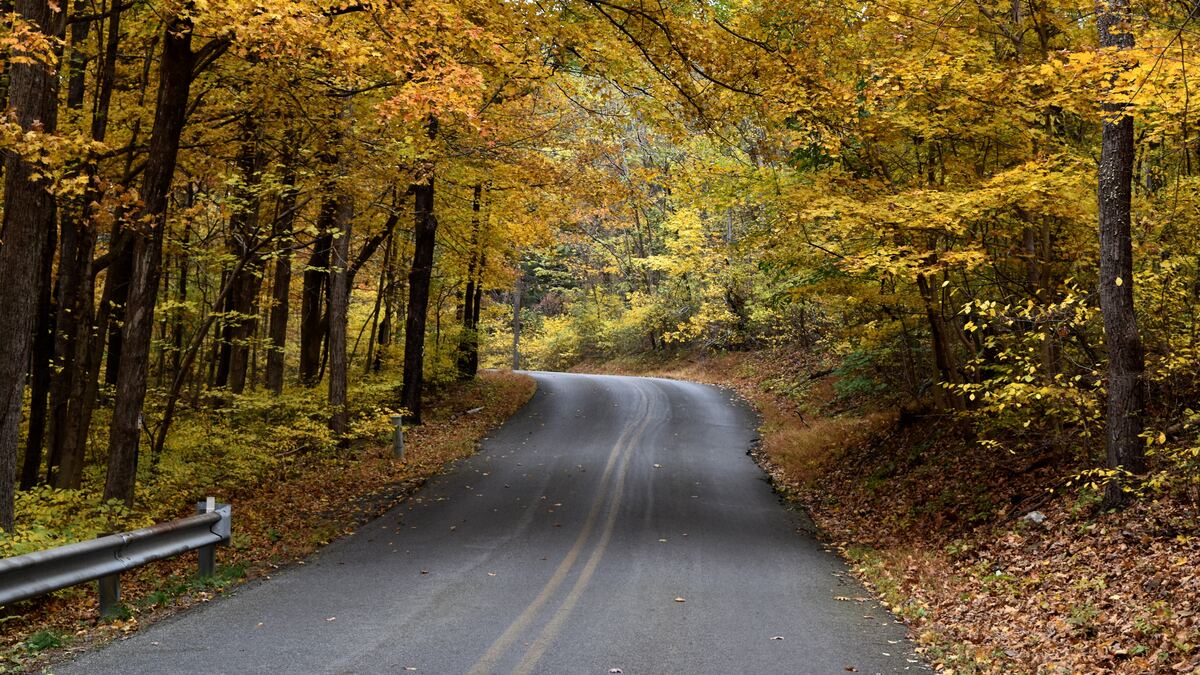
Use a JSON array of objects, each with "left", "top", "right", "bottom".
[{"left": 467, "top": 384, "right": 655, "bottom": 675}]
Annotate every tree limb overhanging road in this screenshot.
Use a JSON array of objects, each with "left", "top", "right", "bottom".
[{"left": 58, "top": 373, "right": 926, "bottom": 674}]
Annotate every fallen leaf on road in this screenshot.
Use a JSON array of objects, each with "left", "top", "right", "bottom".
[
  {"left": 770, "top": 636, "right": 785, "bottom": 640},
  {"left": 488, "top": 572, "right": 497, "bottom": 576},
  {"left": 653, "top": 464, "right": 662, "bottom": 468},
  {"left": 658, "top": 538, "right": 667, "bottom": 542},
  {"left": 674, "top": 597, "right": 686, "bottom": 603},
  {"left": 609, "top": 669, "right": 623, "bottom": 673},
  {"left": 326, "top": 617, "right": 336, "bottom": 622}
]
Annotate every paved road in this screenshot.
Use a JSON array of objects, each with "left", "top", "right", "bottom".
[{"left": 58, "top": 372, "right": 925, "bottom": 674}]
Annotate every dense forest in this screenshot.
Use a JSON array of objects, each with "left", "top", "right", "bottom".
[{"left": 1, "top": 0, "right": 1200, "bottom": 586}]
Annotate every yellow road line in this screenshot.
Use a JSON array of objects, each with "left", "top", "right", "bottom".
[
  {"left": 466, "top": 386, "right": 650, "bottom": 675},
  {"left": 510, "top": 397, "right": 654, "bottom": 675}
]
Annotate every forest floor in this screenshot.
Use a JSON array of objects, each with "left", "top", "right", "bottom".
[
  {"left": 577, "top": 350, "right": 1200, "bottom": 674},
  {"left": 0, "top": 370, "right": 536, "bottom": 674}
]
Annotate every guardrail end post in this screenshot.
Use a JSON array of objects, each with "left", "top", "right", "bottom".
[{"left": 98, "top": 574, "right": 120, "bottom": 618}]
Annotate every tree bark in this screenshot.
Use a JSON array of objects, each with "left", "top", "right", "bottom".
[
  {"left": 1098, "top": 0, "right": 1146, "bottom": 507},
  {"left": 104, "top": 15, "right": 198, "bottom": 507},
  {"left": 400, "top": 118, "right": 439, "bottom": 424},
  {"left": 401, "top": 183, "right": 438, "bottom": 422},
  {"left": 328, "top": 193, "right": 353, "bottom": 438},
  {"left": 0, "top": 0, "right": 64, "bottom": 529},
  {"left": 299, "top": 204, "right": 336, "bottom": 385},
  {"left": 511, "top": 275, "right": 523, "bottom": 371}
]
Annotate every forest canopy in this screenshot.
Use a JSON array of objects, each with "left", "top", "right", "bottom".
[{"left": 0, "top": 0, "right": 1196, "bottom": 544}]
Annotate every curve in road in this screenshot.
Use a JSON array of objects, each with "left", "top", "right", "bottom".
[{"left": 57, "top": 372, "right": 926, "bottom": 674}]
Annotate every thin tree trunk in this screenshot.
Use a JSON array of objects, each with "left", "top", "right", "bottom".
[
  {"left": 1098, "top": 0, "right": 1146, "bottom": 507},
  {"left": 511, "top": 275, "right": 523, "bottom": 371},
  {"left": 374, "top": 225, "right": 398, "bottom": 373},
  {"left": 328, "top": 194, "right": 353, "bottom": 438}
]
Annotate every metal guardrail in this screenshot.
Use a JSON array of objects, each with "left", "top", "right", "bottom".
[{"left": 0, "top": 500, "right": 231, "bottom": 617}]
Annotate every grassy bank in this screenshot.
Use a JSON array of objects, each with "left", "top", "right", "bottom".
[
  {"left": 578, "top": 351, "right": 1200, "bottom": 673},
  {"left": 0, "top": 371, "right": 535, "bottom": 673}
]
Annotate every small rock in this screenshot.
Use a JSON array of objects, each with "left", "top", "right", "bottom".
[{"left": 1022, "top": 511, "right": 1047, "bottom": 524}]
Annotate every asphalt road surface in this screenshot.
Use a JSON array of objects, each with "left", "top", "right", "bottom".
[{"left": 58, "top": 372, "right": 926, "bottom": 675}]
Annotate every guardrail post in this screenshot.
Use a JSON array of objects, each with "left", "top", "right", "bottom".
[
  {"left": 197, "top": 498, "right": 216, "bottom": 578},
  {"left": 98, "top": 574, "right": 120, "bottom": 618},
  {"left": 390, "top": 415, "right": 405, "bottom": 461}
]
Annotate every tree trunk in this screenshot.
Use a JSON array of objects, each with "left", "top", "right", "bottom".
[
  {"left": 0, "top": 0, "right": 64, "bottom": 530},
  {"left": 467, "top": 263, "right": 483, "bottom": 378},
  {"left": 1098, "top": 0, "right": 1146, "bottom": 507},
  {"left": 400, "top": 118, "right": 439, "bottom": 424},
  {"left": 328, "top": 193, "right": 353, "bottom": 438},
  {"left": 511, "top": 275, "right": 523, "bottom": 371},
  {"left": 104, "top": 15, "right": 197, "bottom": 507},
  {"left": 401, "top": 181, "right": 438, "bottom": 423}
]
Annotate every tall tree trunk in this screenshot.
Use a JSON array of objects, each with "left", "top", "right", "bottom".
[
  {"left": 104, "top": 15, "right": 198, "bottom": 507},
  {"left": 400, "top": 152, "right": 440, "bottom": 422},
  {"left": 1098, "top": 0, "right": 1146, "bottom": 507},
  {"left": 400, "top": 118, "right": 439, "bottom": 424},
  {"left": 0, "top": 0, "right": 64, "bottom": 530},
  {"left": 328, "top": 193, "right": 353, "bottom": 438}
]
